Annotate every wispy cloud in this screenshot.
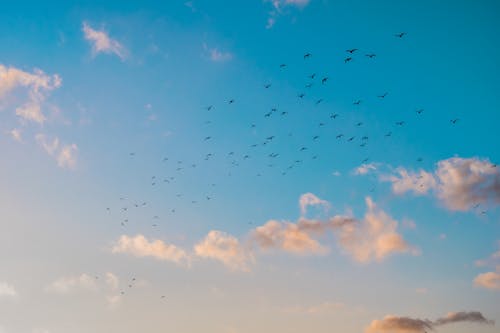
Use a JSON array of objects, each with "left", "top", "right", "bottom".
[
  {"left": 366, "top": 311, "right": 494, "bottom": 333},
  {"left": 82, "top": 21, "right": 127, "bottom": 60},
  {"left": 353, "top": 163, "right": 380, "bottom": 175},
  {"left": 35, "top": 134, "right": 78, "bottom": 169},
  {"left": 203, "top": 43, "right": 233, "bottom": 62},
  {"left": 265, "top": 0, "right": 311, "bottom": 28},
  {"left": 45, "top": 274, "right": 98, "bottom": 294},
  {"left": 474, "top": 242, "right": 500, "bottom": 291}
]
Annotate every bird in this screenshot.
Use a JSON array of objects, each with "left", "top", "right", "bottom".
[
  {"left": 344, "top": 57, "right": 353, "bottom": 63},
  {"left": 336, "top": 134, "right": 344, "bottom": 139},
  {"left": 280, "top": 63, "right": 287, "bottom": 68},
  {"left": 321, "top": 77, "right": 328, "bottom": 84},
  {"left": 309, "top": 73, "right": 316, "bottom": 79},
  {"left": 298, "top": 93, "right": 305, "bottom": 98},
  {"left": 330, "top": 113, "right": 339, "bottom": 119},
  {"left": 378, "top": 92, "right": 388, "bottom": 98},
  {"left": 385, "top": 131, "right": 392, "bottom": 137},
  {"left": 264, "top": 83, "right": 272, "bottom": 89},
  {"left": 204, "top": 136, "right": 211, "bottom": 141},
  {"left": 416, "top": 109, "right": 424, "bottom": 115},
  {"left": 304, "top": 53, "right": 312, "bottom": 59},
  {"left": 305, "top": 83, "right": 313, "bottom": 88},
  {"left": 228, "top": 99, "right": 235, "bottom": 104},
  {"left": 348, "top": 136, "right": 355, "bottom": 142},
  {"left": 395, "top": 32, "right": 407, "bottom": 38},
  {"left": 346, "top": 48, "right": 358, "bottom": 54},
  {"left": 205, "top": 105, "right": 213, "bottom": 111},
  {"left": 313, "top": 135, "right": 320, "bottom": 140},
  {"left": 353, "top": 100, "right": 362, "bottom": 105},
  {"left": 356, "top": 122, "right": 363, "bottom": 126},
  {"left": 365, "top": 53, "right": 376, "bottom": 58},
  {"left": 396, "top": 121, "right": 405, "bottom": 126},
  {"left": 316, "top": 99, "right": 323, "bottom": 105},
  {"left": 450, "top": 118, "right": 459, "bottom": 124}
]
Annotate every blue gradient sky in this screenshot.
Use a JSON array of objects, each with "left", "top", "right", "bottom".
[{"left": 0, "top": 1, "right": 499, "bottom": 333}]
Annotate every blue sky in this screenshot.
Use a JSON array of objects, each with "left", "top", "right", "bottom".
[{"left": 1, "top": 1, "right": 499, "bottom": 333}]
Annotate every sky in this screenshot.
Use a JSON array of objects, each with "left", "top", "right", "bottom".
[{"left": 1, "top": 0, "right": 500, "bottom": 332}]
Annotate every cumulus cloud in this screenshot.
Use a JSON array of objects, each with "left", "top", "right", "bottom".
[
  {"left": 0, "top": 282, "right": 17, "bottom": 297},
  {"left": 112, "top": 234, "right": 190, "bottom": 266},
  {"left": 0, "top": 64, "right": 61, "bottom": 123},
  {"left": 366, "top": 311, "right": 494, "bottom": 333},
  {"left": 474, "top": 269, "right": 500, "bottom": 291},
  {"left": 381, "top": 157, "right": 499, "bottom": 211},
  {"left": 250, "top": 196, "right": 415, "bottom": 262},
  {"left": 35, "top": 134, "right": 78, "bottom": 169},
  {"left": 82, "top": 22, "right": 127, "bottom": 60},
  {"left": 251, "top": 219, "right": 328, "bottom": 255},
  {"left": 45, "top": 274, "right": 97, "bottom": 294},
  {"left": 194, "top": 231, "right": 253, "bottom": 271},
  {"left": 335, "top": 198, "right": 418, "bottom": 262},
  {"left": 299, "top": 192, "right": 330, "bottom": 215}
]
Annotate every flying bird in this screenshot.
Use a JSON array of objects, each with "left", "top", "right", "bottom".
[
  {"left": 344, "top": 57, "right": 353, "bottom": 63},
  {"left": 395, "top": 32, "right": 407, "bottom": 38},
  {"left": 365, "top": 53, "right": 376, "bottom": 58},
  {"left": 346, "top": 48, "right": 358, "bottom": 54},
  {"left": 304, "top": 53, "right": 312, "bottom": 59},
  {"left": 321, "top": 77, "right": 328, "bottom": 84}
]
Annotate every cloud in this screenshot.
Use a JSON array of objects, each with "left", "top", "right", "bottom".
[
  {"left": 105, "top": 272, "right": 119, "bottom": 291},
  {"left": 265, "top": 0, "right": 311, "bottom": 28},
  {"left": 9, "top": 128, "right": 22, "bottom": 142},
  {"left": 474, "top": 269, "right": 500, "bottom": 290},
  {"left": 381, "top": 157, "right": 500, "bottom": 211},
  {"left": 45, "top": 274, "right": 97, "bottom": 294},
  {"left": 112, "top": 234, "right": 190, "bottom": 266},
  {"left": 280, "top": 301, "right": 345, "bottom": 314},
  {"left": 335, "top": 198, "right": 418, "bottom": 262},
  {"left": 0, "top": 64, "right": 62, "bottom": 123},
  {"left": 434, "top": 311, "right": 494, "bottom": 326},
  {"left": 299, "top": 192, "right": 330, "bottom": 215},
  {"left": 194, "top": 231, "right": 253, "bottom": 271},
  {"left": 203, "top": 44, "right": 233, "bottom": 62},
  {"left": 366, "top": 311, "right": 494, "bottom": 333},
  {"left": 251, "top": 196, "right": 415, "bottom": 262},
  {"left": 35, "top": 134, "right": 78, "bottom": 169},
  {"left": 0, "top": 282, "right": 17, "bottom": 297},
  {"left": 366, "top": 315, "right": 433, "bottom": 333},
  {"left": 252, "top": 219, "right": 328, "bottom": 255},
  {"left": 354, "top": 163, "right": 380, "bottom": 176},
  {"left": 82, "top": 22, "right": 127, "bottom": 60}
]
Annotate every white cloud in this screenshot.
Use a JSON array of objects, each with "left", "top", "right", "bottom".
[
  {"left": 299, "top": 192, "right": 330, "bottom": 215},
  {"left": 82, "top": 22, "right": 127, "bottom": 60},
  {"left": 0, "top": 64, "right": 61, "bottom": 124},
  {"left": 381, "top": 157, "right": 500, "bottom": 211},
  {"left": 0, "top": 282, "right": 17, "bottom": 297},
  {"left": 354, "top": 163, "right": 380, "bottom": 175},
  {"left": 194, "top": 231, "right": 253, "bottom": 272},
  {"left": 45, "top": 274, "right": 97, "bottom": 294},
  {"left": 112, "top": 234, "right": 190, "bottom": 266}
]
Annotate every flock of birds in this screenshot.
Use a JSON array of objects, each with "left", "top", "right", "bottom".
[{"left": 103, "top": 32, "right": 470, "bottom": 298}]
